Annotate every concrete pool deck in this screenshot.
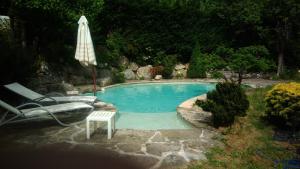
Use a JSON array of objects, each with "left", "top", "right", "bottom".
[{"left": 0, "top": 79, "right": 284, "bottom": 168}]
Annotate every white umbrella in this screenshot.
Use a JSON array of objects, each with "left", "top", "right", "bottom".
[{"left": 75, "top": 15, "right": 97, "bottom": 95}]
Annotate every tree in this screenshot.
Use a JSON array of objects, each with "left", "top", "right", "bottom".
[
  {"left": 228, "top": 45, "right": 275, "bottom": 84},
  {"left": 8, "top": 0, "right": 104, "bottom": 61},
  {"left": 262, "top": 0, "right": 300, "bottom": 76},
  {"left": 187, "top": 42, "right": 207, "bottom": 78}
]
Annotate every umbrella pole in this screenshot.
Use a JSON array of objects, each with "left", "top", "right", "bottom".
[{"left": 92, "top": 66, "right": 97, "bottom": 96}]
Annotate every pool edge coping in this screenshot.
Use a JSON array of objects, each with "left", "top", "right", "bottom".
[
  {"left": 98, "top": 79, "right": 218, "bottom": 91},
  {"left": 176, "top": 94, "right": 213, "bottom": 128}
]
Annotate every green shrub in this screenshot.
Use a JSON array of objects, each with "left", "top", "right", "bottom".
[
  {"left": 278, "top": 69, "right": 300, "bottom": 81},
  {"left": 105, "top": 32, "right": 126, "bottom": 68},
  {"left": 265, "top": 82, "right": 300, "bottom": 129},
  {"left": 161, "top": 55, "right": 177, "bottom": 79},
  {"left": 112, "top": 70, "right": 125, "bottom": 83},
  {"left": 196, "top": 99, "right": 213, "bottom": 112},
  {"left": 187, "top": 42, "right": 207, "bottom": 78},
  {"left": 210, "top": 71, "right": 224, "bottom": 79},
  {"left": 200, "top": 82, "right": 249, "bottom": 127}
]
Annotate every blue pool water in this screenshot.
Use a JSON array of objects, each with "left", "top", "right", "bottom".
[{"left": 93, "top": 83, "right": 215, "bottom": 129}]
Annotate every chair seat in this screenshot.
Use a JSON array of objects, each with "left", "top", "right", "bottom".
[
  {"left": 42, "top": 96, "right": 97, "bottom": 103},
  {"left": 21, "top": 102, "right": 93, "bottom": 117}
]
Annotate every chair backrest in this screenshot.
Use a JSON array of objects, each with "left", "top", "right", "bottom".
[
  {"left": 4, "top": 82, "right": 43, "bottom": 100},
  {"left": 0, "top": 100, "right": 22, "bottom": 115}
]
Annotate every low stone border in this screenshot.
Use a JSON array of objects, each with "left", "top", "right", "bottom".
[{"left": 177, "top": 94, "right": 212, "bottom": 128}]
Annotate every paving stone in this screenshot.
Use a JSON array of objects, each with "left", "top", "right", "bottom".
[
  {"left": 151, "top": 132, "right": 166, "bottom": 142},
  {"left": 119, "top": 154, "right": 159, "bottom": 169},
  {"left": 184, "top": 148, "right": 207, "bottom": 161},
  {"left": 159, "top": 154, "right": 187, "bottom": 169},
  {"left": 146, "top": 143, "right": 181, "bottom": 156},
  {"left": 118, "top": 143, "right": 142, "bottom": 153}
]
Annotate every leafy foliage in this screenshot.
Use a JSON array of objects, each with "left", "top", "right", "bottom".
[
  {"left": 265, "top": 82, "right": 300, "bottom": 129},
  {"left": 112, "top": 70, "right": 125, "bottom": 83},
  {"left": 161, "top": 55, "right": 177, "bottom": 79},
  {"left": 200, "top": 82, "right": 249, "bottom": 127},
  {"left": 105, "top": 32, "right": 126, "bottom": 68},
  {"left": 226, "top": 45, "right": 275, "bottom": 84},
  {"left": 190, "top": 87, "right": 296, "bottom": 169},
  {"left": 187, "top": 42, "right": 207, "bottom": 78},
  {"left": 1, "top": 0, "right": 299, "bottom": 83}
]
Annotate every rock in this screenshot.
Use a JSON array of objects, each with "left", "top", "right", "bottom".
[
  {"left": 123, "top": 69, "right": 136, "bottom": 80},
  {"left": 206, "top": 72, "right": 212, "bottom": 78},
  {"left": 146, "top": 143, "right": 181, "bottom": 156},
  {"left": 172, "top": 63, "right": 188, "bottom": 79},
  {"left": 185, "top": 149, "right": 207, "bottom": 160},
  {"left": 97, "top": 77, "right": 112, "bottom": 87},
  {"left": 119, "top": 56, "right": 129, "bottom": 67},
  {"left": 97, "top": 69, "right": 113, "bottom": 86},
  {"left": 185, "top": 63, "right": 189, "bottom": 69},
  {"left": 172, "top": 69, "right": 187, "bottom": 79},
  {"left": 154, "top": 75, "right": 162, "bottom": 80},
  {"left": 128, "top": 62, "right": 139, "bottom": 72},
  {"left": 66, "top": 90, "right": 79, "bottom": 95},
  {"left": 174, "top": 64, "right": 186, "bottom": 70},
  {"left": 98, "top": 69, "right": 112, "bottom": 78},
  {"left": 160, "top": 154, "right": 186, "bottom": 168},
  {"left": 70, "top": 75, "right": 88, "bottom": 85},
  {"left": 61, "top": 81, "right": 76, "bottom": 91},
  {"left": 137, "top": 65, "right": 152, "bottom": 80},
  {"left": 220, "top": 71, "right": 238, "bottom": 79}
]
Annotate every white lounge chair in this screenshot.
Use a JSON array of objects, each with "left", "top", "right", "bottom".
[
  {"left": 0, "top": 99, "right": 94, "bottom": 127},
  {"left": 4, "top": 82, "right": 98, "bottom": 105}
]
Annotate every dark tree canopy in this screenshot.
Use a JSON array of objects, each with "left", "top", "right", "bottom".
[{"left": 0, "top": 0, "right": 299, "bottom": 83}]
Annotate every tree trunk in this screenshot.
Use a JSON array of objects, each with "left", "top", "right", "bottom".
[
  {"left": 277, "top": 52, "right": 284, "bottom": 76},
  {"left": 238, "top": 72, "right": 242, "bottom": 85}
]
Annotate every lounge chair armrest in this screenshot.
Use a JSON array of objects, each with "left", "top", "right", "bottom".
[
  {"left": 16, "top": 102, "right": 43, "bottom": 109},
  {"left": 13, "top": 102, "right": 44, "bottom": 117},
  {"left": 33, "top": 96, "right": 59, "bottom": 104},
  {"left": 45, "top": 92, "right": 65, "bottom": 97},
  {"left": 24, "top": 107, "right": 71, "bottom": 127}
]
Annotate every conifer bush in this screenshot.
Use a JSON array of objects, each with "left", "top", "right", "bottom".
[
  {"left": 198, "top": 82, "right": 249, "bottom": 127},
  {"left": 187, "top": 42, "right": 206, "bottom": 78},
  {"left": 265, "top": 82, "right": 300, "bottom": 129},
  {"left": 161, "top": 55, "right": 177, "bottom": 79}
]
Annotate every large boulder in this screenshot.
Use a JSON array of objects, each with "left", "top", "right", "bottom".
[
  {"left": 137, "top": 65, "right": 153, "bottom": 80},
  {"left": 61, "top": 81, "right": 76, "bottom": 91},
  {"left": 69, "top": 75, "right": 89, "bottom": 85},
  {"left": 174, "top": 64, "right": 186, "bottom": 70},
  {"left": 172, "top": 69, "right": 187, "bottom": 79},
  {"left": 128, "top": 62, "right": 139, "bottom": 71},
  {"left": 154, "top": 75, "right": 162, "bottom": 80},
  {"left": 219, "top": 71, "right": 238, "bottom": 79},
  {"left": 97, "top": 77, "right": 112, "bottom": 87},
  {"left": 172, "top": 63, "right": 188, "bottom": 79},
  {"left": 123, "top": 69, "right": 136, "bottom": 80},
  {"left": 118, "top": 56, "right": 130, "bottom": 67},
  {"left": 97, "top": 69, "right": 112, "bottom": 78}
]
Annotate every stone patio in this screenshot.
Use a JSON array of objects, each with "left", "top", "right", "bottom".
[
  {"left": 0, "top": 79, "right": 282, "bottom": 169},
  {"left": 0, "top": 118, "right": 222, "bottom": 169}
]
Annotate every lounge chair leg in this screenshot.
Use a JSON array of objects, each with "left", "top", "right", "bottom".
[
  {"left": 94, "top": 121, "right": 97, "bottom": 132},
  {"left": 108, "top": 119, "right": 112, "bottom": 139},
  {"left": 112, "top": 115, "right": 115, "bottom": 132},
  {"left": 86, "top": 120, "right": 90, "bottom": 139}
]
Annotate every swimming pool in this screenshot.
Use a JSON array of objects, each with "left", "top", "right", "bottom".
[{"left": 93, "top": 83, "right": 215, "bottom": 129}]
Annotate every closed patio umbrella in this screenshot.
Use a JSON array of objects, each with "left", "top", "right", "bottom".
[{"left": 75, "top": 15, "right": 97, "bottom": 95}]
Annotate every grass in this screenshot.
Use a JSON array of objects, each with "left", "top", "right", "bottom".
[{"left": 187, "top": 87, "right": 298, "bottom": 169}]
